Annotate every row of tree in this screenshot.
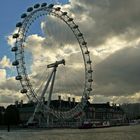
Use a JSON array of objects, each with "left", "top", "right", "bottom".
[
  {"left": 0, "top": 105, "right": 19, "bottom": 126},
  {"left": 121, "top": 103, "right": 140, "bottom": 120}
]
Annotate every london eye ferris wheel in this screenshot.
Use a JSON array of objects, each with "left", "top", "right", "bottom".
[{"left": 12, "top": 2, "right": 93, "bottom": 124}]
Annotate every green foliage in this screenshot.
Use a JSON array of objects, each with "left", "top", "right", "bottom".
[
  {"left": 0, "top": 106, "right": 5, "bottom": 125},
  {"left": 121, "top": 103, "right": 140, "bottom": 120},
  {"left": 4, "top": 105, "right": 19, "bottom": 125}
]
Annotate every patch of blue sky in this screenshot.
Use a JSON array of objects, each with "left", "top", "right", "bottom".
[
  {"left": 27, "top": 16, "right": 46, "bottom": 37},
  {"left": 0, "top": 0, "right": 68, "bottom": 78}
]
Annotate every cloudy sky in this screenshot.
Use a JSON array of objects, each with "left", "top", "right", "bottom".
[{"left": 0, "top": 0, "right": 140, "bottom": 107}]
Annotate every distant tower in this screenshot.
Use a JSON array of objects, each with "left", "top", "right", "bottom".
[
  {"left": 68, "top": 97, "right": 71, "bottom": 103},
  {"left": 58, "top": 95, "right": 61, "bottom": 109},
  {"left": 72, "top": 97, "right": 75, "bottom": 105},
  {"left": 20, "top": 100, "right": 23, "bottom": 107},
  {"left": 15, "top": 100, "right": 18, "bottom": 107},
  {"left": 58, "top": 95, "right": 61, "bottom": 101}
]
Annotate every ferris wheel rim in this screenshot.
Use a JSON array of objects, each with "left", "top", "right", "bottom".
[{"left": 12, "top": 3, "right": 93, "bottom": 110}]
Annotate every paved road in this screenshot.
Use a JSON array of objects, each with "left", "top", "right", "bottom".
[{"left": 0, "top": 125, "right": 140, "bottom": 140}]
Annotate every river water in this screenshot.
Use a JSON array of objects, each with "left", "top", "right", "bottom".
[{"left": 0, "top": 125, "right": 140, "bottom": 140}]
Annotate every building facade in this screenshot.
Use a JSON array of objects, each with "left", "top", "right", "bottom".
[
  {"left": 14, "top": 98, "right": 126, "bottom": 127},
  {"left": 84, "top": 102, "right": 126, "bottom": 126}
]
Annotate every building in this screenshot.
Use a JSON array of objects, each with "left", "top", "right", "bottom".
[
  {"left": 14, "top": 97, "right": 126, "bottom": 127},
  {"left": 85, "top": 102, "right": 126, "bottom": 126}
]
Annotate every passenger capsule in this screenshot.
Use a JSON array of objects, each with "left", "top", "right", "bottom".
[
  {"left": 68, "top": 18, "right": 73, "bottom": 22},
  {"left": 11, "top": 47, "right": 18, "bottom": 52},
  {"left": 85, "top": 51, "right": 90, "bottom": 54},
  {"left": 13, "top": 33, "right": 19, "bottom": 38},
  {"left": 87, "top": 60, "right": 92, "bottom": 64},
  {"left": 27, "top": 7, "right": 33, "bottom": 12},
  {"left": 41, "top": 3, "right": 47, "bottom": 7},
  {"left": 85, "top": 95, "right": 90, "bottom": 100},
  {"left": 88, "top": 79, "right": 93, "bottom": 82},
  {"left": 88, "top": 69, "right": 93, "bottom": 73},
  {"left": 21, "top": 13, "right": 27, "bottom": 18},
  {"left": 15, "top": 75, "right": 22, "bottom": 80},
  {"left": 73, "top": 25, "right": 78, "bottom": 29},
  {"left": 34, "top": 3, "right": 40, "bottom": 9},
  {"left": 82, "top": 41, "right": 87, "bottom": 45},
  {"left": 12, "top": 60, "right": 19, "bottom": 66},
  {"left": 87, "top": 88, "right": 92, "bottom": 91},
  {"left": 21, "top": 89, "right": 27, "bottom": 94},
  {"left": 48, "top": 4, "right": 54, "bottom": 8},
  {"left": 16, "top": 22, "right": 22, "bottom": 27},
  {"left": 62, "top": 12, "right": 67, "bottom": 16},
  {"left": 55, "top": 7, "right": 61, "bottom": 11},
  {"left": 78, "top": 33, "right": 83, "bottom": 37}
]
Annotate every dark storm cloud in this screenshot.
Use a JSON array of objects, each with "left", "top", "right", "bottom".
[
  {"left": 67, "top": 0, "right": 140, "bottom": 47},
  {"left": 62, "top": 0, "right": 140, "bottom": 101},
  {"left": 42, "top": 16, "right": 78, "bottom": 45},
  {"left": 40, "top": 0, "right": 140, "bottom": 47},
  {"left": 94, "top": 46, "right": 140, "bottom": 96},
  {"left": 29, "top": 0, "right": 140, "bottom": 100}
]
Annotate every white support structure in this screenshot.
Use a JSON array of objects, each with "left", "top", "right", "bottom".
[{"left": 27, "top": 59, "right": 65, "bottom": 126}]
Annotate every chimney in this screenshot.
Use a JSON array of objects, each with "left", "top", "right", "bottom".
[
  {"left": 58, "top": 95, "right": 61, "bottom": 101},
  {"left": 68, "top": 97, "right": 71, "bottom": 103},
  {"left": 58, "top": 95, "right": 61, "bottom": 109},
  {"left": 20, "top": 100, "right": 23, "bottom": 107},
  {"left": 72, "top": 97, "right": 75, "bottom": 104},
  {"left": 15, "top": 100, "right": 18, "bottom": 107}
]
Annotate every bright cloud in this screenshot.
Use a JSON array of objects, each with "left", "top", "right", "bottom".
[
  {"left": 0, "top": 69, "right": 6, "bottom": 82},
  {"left": 7, "top": 29, "right": 18, "bottom": 47},
  {"left": 92, "top": 92, "right": 140, "bottom": 104},
  {"left": 0, "top": 55, "right": 12, "bottom": 68}
]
